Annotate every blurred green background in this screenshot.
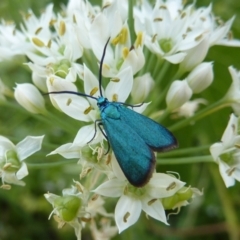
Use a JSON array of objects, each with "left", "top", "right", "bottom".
[{"left": 0, "top": 0, "right": 240, "bottom": 240}]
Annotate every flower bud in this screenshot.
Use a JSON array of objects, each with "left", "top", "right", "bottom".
[
  {"left": 179, "top": 36, "right": 210, "bottom": 73},
  {"left": 166, "top": 80, "right": 192, "bottom": 111},
  {"left": 162, "top": 187, "right": 193, "bottom": 210},
  {"left": 54, "top": 196, "right": 81, "bottom": 222},
  {"left": 187, "top": 62, "right": 214, "bottom": 93},
  {"left": 131, "top": 73, "right": 154, "bottom": 102},
  {"left": 14, "top": 83, "right": 46, "bottom": 114}
]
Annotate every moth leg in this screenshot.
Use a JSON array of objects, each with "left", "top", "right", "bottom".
[
  {"left": 117, "top": 101, "right": 144, "bottom": 109},
  {"left": 87, "top": 119, "right": 102, "bottom": 144},
  {"left": 97, "top": 122, "right": 110, "bottom": 155}
]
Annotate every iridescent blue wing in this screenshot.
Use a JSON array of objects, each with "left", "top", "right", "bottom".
[
  {"left": 102, "top": 116, "right": 155, "bottom": 187},
  {"left": 118, "top": 105, "right": 177, "bottom": 151}
]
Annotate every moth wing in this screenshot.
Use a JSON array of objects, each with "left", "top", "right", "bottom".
[
  {"left": 118, "top": 105, "right": 177, "bottom": 151},
  {"left": 102, "top": 117, "right": 155, "bottom": 187}
]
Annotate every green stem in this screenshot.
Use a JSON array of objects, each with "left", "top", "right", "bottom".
[
  {"left": 209, "top": 165, "right": 239, "bottom": 240},
  {"left": 151, "top": 69, "right": 183, "bottom": 110},
  {"left": 27, "top": 159, "right": 78, "bottom": 169},
  {"left": 154, "top": 59, "right": 170, "bottom": 85},
  {"left": 157, "top": 108, "right": 170, "bottom": 122},
  {"left": 159, "top": 144, "right": 211, "bottom": 157},
  {"left": 45, "top": 111, "right": 77, "bottom": 133},
  {"left": 128, "top": 0, "right": 135, "bottom": 43},
  {"left": 157, "top": 155, "right": 213, "bottom": 165},
  {"left": 169, "top": 98, "right": 231, "bottom": 131}
]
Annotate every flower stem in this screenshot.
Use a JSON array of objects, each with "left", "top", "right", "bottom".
[
  {"left": 151, "top": 69, "right": 183, "bottom": 111},
  {"left": 154, "top": 59, "right": 170, "bottom": 85},
  {"left": 27, "top": 159, "right": 78, "bottom": 169},
  {"left": 159, "top": 144, "right": 211, "bottom": 157},
  {"left": 45, "top": 111, "right": 77, "bottom": 134},
  {"left": 157, "top": 155, "right": 213, "bottom": 165},
  {"left": 209, "top": 165, "right": 239, "bottom": 240},
  {"left": 128, "top": 0, "right": 135, "bottom": 43},
  {"left": 169, "top": 98, "right": 231, "bottom": 131}
]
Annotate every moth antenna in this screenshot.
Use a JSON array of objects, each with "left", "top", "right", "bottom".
[
  {"left": 99, "top": 37, "right": 110, "bottom": 97},
  {"left": 45, "top": 91, "right": 98, "bottom": 100}
]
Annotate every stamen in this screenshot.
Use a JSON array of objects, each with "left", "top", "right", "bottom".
[
  {"left": 112, "top": 94, "right": 118, "bottom": 102},
  {"left": 135, "top": 32, "right": 143, "bottom": 47},
  {"left": 123, "top": 212, "right": 130, "bottom": 223},
  {"left": 122, "top": 47, "right": 129, "bottom": 59},
  {"left": 47, "top": 40, "right": 52, "bottom": 48},
  {"left": 35, "top": 27, "right": 43, "bottom": 35},
  {"left": 154, "top": 18, "right": 163, "bottom": 22},
  {"left": 90, "top": 87, "right": 98, "bottom": 96},
  {"left": 110, "top": 78, "right": 120, "bottom": 82},
  {"left": 195, "top": 34, "right": 203, "bottom": 41},
  {"left": 66, "top": 98, "right": 72, "bottom": 106},
  {"left": 59, "top": 21, "right": 66, "bottom": 36},
  {"left": 152, "top": 34, "right": 157, "bottom": 43},
  {"left": 227, "top": 167, "right": 235, "bottom": 176},
  {"left": 32, "top": 37, "right": 45, "bottom": 47},
  {"left": 166, "top": 182, "right": 176, "bottom": 190},
  {"left": 91, "top": 194, "right": 99, "bottom": 201},
  {"left": 148, "top": 199, "right": 157, "bottom": 205},
  {"left": 106, "top": 154, "right": 111, "bottom": 165}
]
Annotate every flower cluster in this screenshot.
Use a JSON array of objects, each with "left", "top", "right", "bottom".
[{"left": 0, "top": 0, "right": 240, "bottom": 239}]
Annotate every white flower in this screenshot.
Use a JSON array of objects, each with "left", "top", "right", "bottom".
[
  {"left": 166, "top": 80, "right": 193, "bottom": 111},
  {"left": 173, "top": 98, "right": 207, "bottom": 118},
  {"left": 0, "top": 21, "right": 26, "bottom": 60},
  {"left": 178, "top": 36, "right": 210, "bottom": 73},
  {"left": 134, "top": 0, "right": 207, "bottom": 64},
  {"left": 223, "top": 66, "right": 240, "bottom": 114},
  {"left": 186, "top": 62, "right": 214, "bottom": 93},
  {"left": 45, "top": 180, "right": 114, "bottom": 240},
  {"left": 93, "top": 156, "right": 185, "bottom": 232},
  {"left": 0, "top": 79, "right": 13, "bottom": 101},
  {"left": 89, "top": 9, "right": 145, "bottom": 77},
  {"left": 0, "top": 135, "right": 44, "bottom": 187},
  {"left": 44, "top": 182, "right": 84, "bottom": 240},
  {"left": 131, "top": 73, "right": 154, "bottom": 103},
  {"left": 210, "top": 114, "right": 240, "bottom": 187},
  {"left": 14, "top": 83, "right": 46, "bottom": 114}
]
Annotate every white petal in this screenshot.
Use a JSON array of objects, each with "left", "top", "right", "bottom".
[
  {"left": 53, "top": 94, "right": 92, "bottom": 122},
  {"left": 131, "top": 102, "right": 151, "bottom": 114},
  {"left": 115, "top": 195, "right": 141, "bottom": 233},
  {"left": 73, "top": 124, "right": 102, "bottom": 145},
  {"left": 142, "top": 197, "right": 168, "bottom": 225},
  {"left": 210, "top": 142, "right": 224, "bottom": 161},
  {"left": 93, "top": 179, "right": 124, "bottom": 197},
  {"left": 147, "top": 173, "right": 185, "bottom": 198},
  {"left": 0, "top": 136, "right": 15, "bottom": 158},
  {"left": 219, "top": 161, "right": 235, "bottom": 187},
  {"left": 166, "top": 80, "right": 192, "bottom": 111},
  {"left": 120, "top": 47, "right": 145, "bottom": 75},
  {"left": 16, "top": 135, "right": 44, "bottom": 161},
  {"left": 164, "top": 52, "right": 186, "bottom": 64},
  {"left": 2, "top": 172, "right": 25, "bottom": 186},
  {"left": 44, "top": 192, "right": 60, "bottom": 205},
  {"left": 232, "top": 167, "right": 240, "bottom": 182},
  {"left": 105, "top": 67, "right": 133, "bottom": 102},
  {"left": 216, "top": 39, "right": 240, "bottom": 47},
  {"left": 210, "top": 17, "right": 235, "bottom": 46},
  {"left": 111, "top": 154, "right": 126, "bottom": 181},
  {"left": 48, "top": 143, "right": 80, "bottom": 159},
  {"left": 89, "top": 13, "right": 111, "bottom": 61},
  {"left": 221, "top": 113, "right": 237, "bottom": 144},
  {"left": 16, "top": 162, "right": 28, "bottom": 179},
  {"left": 83, "top": 64, "right": 102, "bottom": 107}
]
